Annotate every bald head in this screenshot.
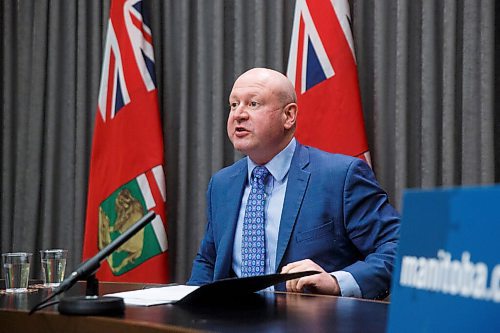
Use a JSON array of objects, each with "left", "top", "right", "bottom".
[
  {"left": 235, "top": 68, "right": 297, "bottom": 106},
  {"left": 227, "top": 67, "right": 298, "bottom": 164}
]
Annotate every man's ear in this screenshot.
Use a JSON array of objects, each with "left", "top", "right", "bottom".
[{"left": 283, "top": 103, "right": 298, "bottom": 130}]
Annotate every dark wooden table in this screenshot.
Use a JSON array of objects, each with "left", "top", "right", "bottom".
[{"left": 0, "top": 281, "right": 389, "bottom": 333}]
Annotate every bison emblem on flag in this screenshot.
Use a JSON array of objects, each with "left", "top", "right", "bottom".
[{"left": 98, "top": 166, "right": 168, "bottom": 275}]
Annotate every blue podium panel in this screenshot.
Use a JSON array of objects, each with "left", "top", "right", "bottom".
[{"left": 388, "top": 185, "right": 500, "bottom": 333}]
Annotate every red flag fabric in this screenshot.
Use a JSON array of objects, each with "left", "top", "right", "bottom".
[
  {"left": 287, "top": 0, "right": 371, "bottom": 165},
  {"left": 82, "top": 0, "right": 169, "bottom": 283}
]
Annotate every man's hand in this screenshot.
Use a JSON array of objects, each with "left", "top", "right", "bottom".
[{"left": 281, "top": 259, "right": 341, "bottom": 296}]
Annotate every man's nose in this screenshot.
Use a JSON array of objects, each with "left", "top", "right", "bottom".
[{"left": 233, "top": 105, "right": 249, "bottom": 120}]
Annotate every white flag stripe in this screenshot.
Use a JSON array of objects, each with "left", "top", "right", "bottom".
[
  {"left": 152, "top": 215, "right": 168, "bottom": 252},
  {"left": 98, "top": 23, "right": 112, "bottom": 121},
  {"left": 286, "top": 0, "right": 303, "bottom": 83},
  {"left": 363, "top": 152, "right": 372, "bottom": 168},
  {"left": 110, "top": 65, "right": 119, "bottom": 119},
  {"left": 137, "top": 173, "right": 155, "bottom": 209},
  {"left": 300, "top": 27, "right": 309, "bottom": 94},
  {"left": 152, "top": 165, "right": 166, "bottom": 202},
  {"left": 330, "top": 0, "right": 356, "bottom": 61}
]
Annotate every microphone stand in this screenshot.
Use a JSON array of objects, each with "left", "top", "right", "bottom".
[{"left": 29, "top": 211, "right": 156, "bottom": 316}]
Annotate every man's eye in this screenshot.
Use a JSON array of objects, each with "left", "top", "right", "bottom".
[
  {"left": 249, "top": 101, "right": 259, "bottom": 108},
  {"left": 229, "top": 102, "right": 239, "bottom": 109}
]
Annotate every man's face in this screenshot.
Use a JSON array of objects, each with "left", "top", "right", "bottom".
[{"left": 227, "top": 71, "right": 291, "bottom": 164}]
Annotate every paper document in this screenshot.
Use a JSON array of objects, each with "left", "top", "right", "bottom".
[{"left": 105, "top": 285, "right": 200, "bottom": 306}]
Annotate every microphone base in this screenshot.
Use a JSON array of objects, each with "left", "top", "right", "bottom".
[{"left": 58, "top": 296, "right": 125, "bottom": 316}]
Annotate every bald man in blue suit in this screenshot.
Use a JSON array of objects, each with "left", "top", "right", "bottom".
[{"left": 188, "top": 68, "right": 400, "bottom": 299}]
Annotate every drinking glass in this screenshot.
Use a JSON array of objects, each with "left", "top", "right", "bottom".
[
  {"left": 2, "top": 252, "right": 32, "bottom": 293},
  {"left": 40, "top": 249, "right": 67, "bottom": 288}
]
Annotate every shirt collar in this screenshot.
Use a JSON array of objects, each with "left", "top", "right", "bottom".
[{"left": 247, "top": 138, "right": 296, "bottom": 183}]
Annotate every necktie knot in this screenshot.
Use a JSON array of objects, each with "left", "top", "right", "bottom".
[{"left": 252, "top": 166, "right": 270, "bottom": 182}]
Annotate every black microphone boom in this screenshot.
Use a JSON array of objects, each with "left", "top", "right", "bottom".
[
  {"left": 58, "top": 210, "right": 156, "bottom": 293},
  {"left": 29, "top": 210, "right": 156, "bottom": 315}
]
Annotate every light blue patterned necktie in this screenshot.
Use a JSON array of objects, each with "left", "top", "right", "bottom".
[{"left": 241, "top": 166, "right": 270, "bottom": 277}]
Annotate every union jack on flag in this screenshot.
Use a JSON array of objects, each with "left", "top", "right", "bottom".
[
  {"left": 287, "top": 0, "right": 371, "bottom": 165},
  {"left": 98, "top": 0, "right": 157, "bottom": 122},
  {"left": 83, "top": 0, "right": 169, "bottom": 283}
]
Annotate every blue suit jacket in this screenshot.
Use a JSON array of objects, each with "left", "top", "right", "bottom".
[{"left": 188, "top": 143, "right": 400, "bottom": 299}]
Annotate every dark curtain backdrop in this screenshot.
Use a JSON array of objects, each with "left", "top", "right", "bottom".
[{"left": 1, "top": 0, "right": 497, "bottom": 283}]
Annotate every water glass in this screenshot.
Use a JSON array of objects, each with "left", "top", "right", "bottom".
[
  {"left": 2, "top": 252, "right": 32, "bottom": 293},
  {"left": 40, "top": 249, "right": 67, "bottom": 288}
]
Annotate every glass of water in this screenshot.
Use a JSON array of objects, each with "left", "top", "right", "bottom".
[
  {"left": 40, "top": 249, "right": 67, "bottom": 288},
  {"left": 2, "top": 252, "right": 32, "bottom": 293}
]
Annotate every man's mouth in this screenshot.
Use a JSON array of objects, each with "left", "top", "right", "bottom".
[{"left": 235, "top": 126, "right": 250, "bottom": 137}]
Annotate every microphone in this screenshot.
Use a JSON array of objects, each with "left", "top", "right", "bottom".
[{"left": 29, "top": 210, "right": 156, "bottom": 315}]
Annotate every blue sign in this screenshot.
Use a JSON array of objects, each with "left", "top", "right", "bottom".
[{"left": 388, "top": 185, "right": 500, "bottom": 333}]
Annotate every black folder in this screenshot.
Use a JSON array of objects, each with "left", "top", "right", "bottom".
[{"left": 178, "top": 270, "right": 319, "bottom": 304}]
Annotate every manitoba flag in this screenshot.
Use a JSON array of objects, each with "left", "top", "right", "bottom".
[
  {"left": 287, "top": 0, "right": 371, "bottom": 165},
  {"left": 82, "top": 0, "right": 169, "bottom": 283}
]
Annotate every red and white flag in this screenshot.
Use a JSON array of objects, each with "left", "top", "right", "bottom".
[
  {"left": 82, "top": 0, "right": 169, "bottom": 283},
  {"left": 287, "top": 0, "right": 371, "bottom": 165}
]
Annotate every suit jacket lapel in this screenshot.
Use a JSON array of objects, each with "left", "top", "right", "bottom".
[
  {"left": 275, "top": 144, "right": 310, "bottom": 270},
  {"left": 217, "top": 160, "right": 247, "bottom": 276}
]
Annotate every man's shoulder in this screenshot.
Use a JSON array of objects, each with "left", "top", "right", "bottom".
[
  {"left": 297, "top": 145, "right": 377, "bottom": 187},
  {"left": 298, "top": 144, "right": 363, "bottom": 169}
]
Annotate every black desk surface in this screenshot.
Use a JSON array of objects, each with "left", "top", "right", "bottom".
[{"left": 0, "top": 281, "right": 389, "bottom": 333}]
